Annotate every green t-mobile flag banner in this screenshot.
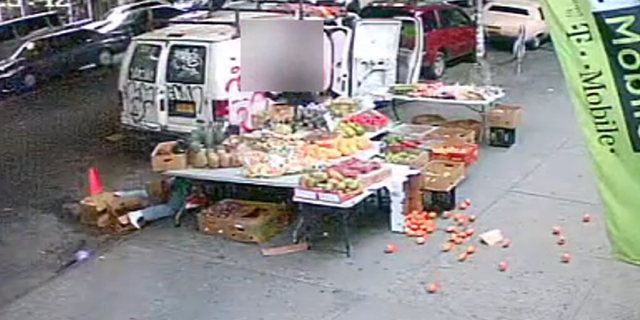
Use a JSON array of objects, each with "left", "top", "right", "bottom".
[{"left": 540, "top": 0, "right": 640, "bottom": 264}]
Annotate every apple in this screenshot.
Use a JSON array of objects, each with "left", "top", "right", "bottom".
[
  {"left": 582, "top": 214, "right": 591, "bottom": 223},
  {"left": 502, "top": 238, "right": 511, "bottom": 248},
  {"left": 416, "top": 237, "right": 427, "bottom": 245},
  {"left": 561, "top": 253, "right": 571, "bottom": 263},
  {"left": 552, "top": 226, "right": 562, "bottom": 235},
  {"left": 498, "top": 261, "right": 508, "bottom": 272}
]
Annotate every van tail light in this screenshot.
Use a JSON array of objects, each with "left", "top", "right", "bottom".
[{"left": 213, "top": 100, "right": 229, "bottom": 120}]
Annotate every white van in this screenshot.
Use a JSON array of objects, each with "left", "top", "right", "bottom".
[{"left": 118, "top": 10, "right": 423, "bottom": 135}]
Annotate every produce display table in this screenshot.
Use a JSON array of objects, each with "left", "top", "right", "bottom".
[
  {"left": 387, "top": 93, "right": 505, "bottom": 142},
  {"left": 292, "top": 164, "right": 420, "bottom": 257},
  {"left": 293, "top": 190, "right": 376, "bottom": 258},
  {"left": 164, "top": 168, "right": 301, "bottom": 226},
  {"left": 165, "top": 168, "right": 301, "bottom": 189}
]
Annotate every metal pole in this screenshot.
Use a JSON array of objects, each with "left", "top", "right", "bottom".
[
  {"left": 475, "top": 0, "right": 485, "bottom": 59},
  {"left": 19, "top": 0, "right": 29, "bottom": 17}
]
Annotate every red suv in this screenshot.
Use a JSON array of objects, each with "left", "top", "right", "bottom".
[{"left": 360, "top": 2, "right": 477, "bottom": 79}]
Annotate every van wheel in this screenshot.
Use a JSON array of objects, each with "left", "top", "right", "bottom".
[
  {"left": 426, "top": 51, "right": 447, "bottom": 79},
  {"left": 22, "top": 73, "right": 37, "bottom": 90},
  {"left": 527, "top": 35, "right": 543, "bottom": 50},
  {"left": 98, "top": 50, "right": 113, "bottom": 67}
]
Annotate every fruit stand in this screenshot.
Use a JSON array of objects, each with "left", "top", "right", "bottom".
[
  {"left": 382, "top": 83, "right": 505, "bottom": 142},
  {"left": 143, "top": 84, "right": 520, "bottom": 256}
]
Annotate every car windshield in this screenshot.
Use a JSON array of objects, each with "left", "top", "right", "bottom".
[
  {"left": 360, "top": 7, "right": 413, "bottom": 18},
  {"left": 488, "top": 5, "right": 529, "bottom": 15},
  {"left": 11, "top": 41, "right": 44, "bottom": 60}
]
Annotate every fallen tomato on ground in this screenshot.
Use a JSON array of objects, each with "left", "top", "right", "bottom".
[{"left": 384, "top": 244, "right": 398, "bottom": 254}]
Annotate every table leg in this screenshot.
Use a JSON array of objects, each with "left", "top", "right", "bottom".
[
  {"left": 340, "top": 210, "right": 352, "bottom": 258},
  {"left": 391, "top": 99, "right": 401, "bottom": 122},
  {"left": 292, "top": 203, "right": 306, "bottom": 244},
  {"left": 480, "top": 104, "right": 488, "bottom": 143}
]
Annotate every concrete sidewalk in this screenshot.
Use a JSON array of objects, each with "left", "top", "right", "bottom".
[{"left": 2, "top": 48, "right": 639, "bottom": 320}]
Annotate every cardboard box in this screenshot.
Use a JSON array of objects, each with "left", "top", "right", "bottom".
[
  {"left": 78, "top": 192, "right": 148, "bottom": 232},
  {"left": 421, "top": 160, "right": 465, "bottom": 192},
  {"left": 145, "top": 178, "right": 171, "bottom": 203},
  {"left": 488, "top": 104, "right": 522, "bottom": 129},
  {"left": 198, "top": 199, "right": 291, "bottom": 243},
  {"left": 151, "top": 141, "right": 188, "bottom": 172},
  {"left": 79, "top": 192, "right": 117, "bottom": 225},
  {"left": 423, "top": 127, "right": 476, "bottom": 144}
]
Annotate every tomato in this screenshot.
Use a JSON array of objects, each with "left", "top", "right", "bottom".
[{"left": 384, "top": 244, "right": 398, "bottom": 253}]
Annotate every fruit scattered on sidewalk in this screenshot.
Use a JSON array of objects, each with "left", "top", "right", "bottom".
[
  {"left": 552, "top": 226, "right": 562, "bottom": 235},
  {"left": 582, "top": 214, "right": 591, "bottom": 223},
  {"left": 561, "top": 253, "right": 571, "bottom": 263},
  {"left": 498, "top": 261, "right": 509, "bottom": 272},
  {"left": 384, "top": 244, "right": 398, "bottom": 254},
  {"left": 502, "top": 238, "right": 511, "bottom": 248},
  {"left": 416, "top": 237, "right": 427, "bottom": 245},
  {"left": 557, "top": 236, "right": 566, "bottom": 246},
  {"left": 458, "top": 252, "right": 469, "bottom": 262},
  {"left": 427, "top": 282, "right": 439, "bottom": 293}
]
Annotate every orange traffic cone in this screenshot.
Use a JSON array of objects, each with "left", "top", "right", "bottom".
[{"left": 87, "top": 167, "right": 103, "bottom": 196}]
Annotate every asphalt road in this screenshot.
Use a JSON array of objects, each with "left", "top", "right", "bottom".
[{"left": 0, "top": 67, "right": 151, "bottom": 307}]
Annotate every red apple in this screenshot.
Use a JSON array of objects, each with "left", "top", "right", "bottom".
[
  {"left": 502, "top": 238, "right": 511, "bottom": 248},
  {"left": 552, "top": 226, "right": 562, "bottom": 235},
  {"left": 498, "top": 261, "right": 508, "bottom": 272},
  {"left": 582, "top": 214, "right": 591, "bottom": 223},
  {"left": 427, "top": 282, "right": 439, "bottom": 293},
  {"left": 561, "top": 253, "right": 571, "bottom": 263},
  {"left": 468, "top": 214, "right": 477, "bottom": 222}
]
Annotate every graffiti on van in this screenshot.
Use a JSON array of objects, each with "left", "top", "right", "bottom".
[
  {"left": 125, "top": 81, "right": 156, "bottom": 123},
  {"left": 224, "top": 64, "right": 268, "bottom": 132},
  {"left": 167, "top": 45, "right": 206, "bottom": 85},
  {"left": 167, "top": 84, "right": 204, "bottom": 115}
]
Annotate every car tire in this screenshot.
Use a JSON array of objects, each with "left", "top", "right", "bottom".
[
  {"left": 22, "top": 73, "right": 37, "bottom": 90},
  {"left": 527, "top": 35, "right": 543, "bottom": 50},
  {"left": 426, "top": 51, "right": 447, "bottom": 80},
  {"left": 98, "top": 49, "right": 114, "bottom": 67}
]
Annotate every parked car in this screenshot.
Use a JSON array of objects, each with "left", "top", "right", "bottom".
[
  {"left": 84, "top": 3, "right": 185, "bottom": 36},
  {"left": 0, "top": 12, "right": 65, "bottom": 60},
  {"left": 444, "top": 0, "right": 491, "bottom": 8},
  {"left": 0, "top": 28, "right": 130, "bottom": 93},
  {"left": 360, "top": 2, "right": 476, "bottom": 79},
  {"left": 483, "top": 0, "right": 548, "bottom": 49}
]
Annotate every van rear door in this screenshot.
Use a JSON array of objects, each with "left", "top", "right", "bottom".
[
  {"left": 395, "top": 16, "right": 424, "bottom": 84},
  {"left": 162, "top": 41, "right": 210, "bottom": 133},
  {"left": 324, "top": 26, "right": 351, "bottom": 96},
  {"left": 349, "top": 19, "right": 402, "bottom": 96},
  {"left": 120, "top": 41, "right": 166, "bottom": 131}
]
